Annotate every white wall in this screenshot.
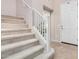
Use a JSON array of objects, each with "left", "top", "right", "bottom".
[
  {"left": 52, "top": 0, "right": 62, "bottom": 42},
  {"left": 1, "top": 0, "right": 16, "bottom": 16},
  {"left": 32, "top": 0, "right": 62, "bottom": 42},
  {"left": 32, "top": 0, "right": 55, "bottom": 42},
  {"left": 32, "top": 0, "right": 54, "bottom": 14},
  {"left": 16, "top": 0, "right": 24, "bottom": 17},
  {"left": 1, "top": 0, "right": 63, "bottom": 42},
  {"left": 16, "top": 0, "right": 33, "bottom": 27},
  {"left": 16, "top": 0, "right": 62, "bottom": 42},
  {"left": 16, "top": 0, "right": 58, "bottom": 42}
]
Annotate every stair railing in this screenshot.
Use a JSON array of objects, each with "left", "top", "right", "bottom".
[{"left": 23, "top": 0, "right": 50, "bottom": 52}]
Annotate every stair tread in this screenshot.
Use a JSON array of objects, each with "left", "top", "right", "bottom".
[
  {"left": 1, "top": 18, "right": 24, "bottom": 20},
  {"left": 1, "top": 15, "right": 24, "bottom": 20},
  {"left": 1, "top": 18, "right": 25, "bottom": 23},
  {"left": 4, "top": 45, "right": 43, "bottom": 59},
  {"left": 2, "top": 39, "right": 38, "bottom": 52},
  {"left": 2, "top": 23, "right": 27, "bottom": 26},
  {"left": 1, "top": 28, "right": 31, "bottom": 31},
  {"left": 2, "top": 33, "right": 34, "bottom": 39}
]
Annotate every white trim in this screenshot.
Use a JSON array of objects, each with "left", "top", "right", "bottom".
[
  {"left": 32, "top": 27, "right": 47, "bottom": 46},
  {"left": 23, "top": 0, "right": 46, "bottom": 20},
  {"left": 23, "top": 0, "right": 54, "bottom": 54},
  {"left": 32, "top": 27, "right": 54, "bottom": 53}
]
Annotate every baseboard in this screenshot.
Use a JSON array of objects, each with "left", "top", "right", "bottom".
[{"left": 61, "top": 42, "right": 78, "bottom": 46}]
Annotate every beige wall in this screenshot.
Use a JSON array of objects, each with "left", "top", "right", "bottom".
[{"left": 1, "top": 0, "right": 16, "bottom": 16}]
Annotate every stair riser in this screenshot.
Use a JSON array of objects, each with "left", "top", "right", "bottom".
[
  {"left": 2, "top": 35, "right": 35, "bottom": 45},
  {"left": 2, "top": 30, "right": 31, "bottom": 36},
  {"left": 1, "top": 19, "right": 26, "bottom": 24},
  {"left": 2, "top": 41, "right": 39, "bottom": 59},
  {"left": 24, "top": 48, "right": 44, "bottom": 59}
]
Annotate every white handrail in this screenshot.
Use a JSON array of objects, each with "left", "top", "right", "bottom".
[
  {"left": 23, "top": 0, "right": 50, "bottom": 52},
  {"left": 23, "top": 0, "right": 46, "bottom": 20},
  {"left": 23, "top": 0, "right": 31, "bottom": 9}
]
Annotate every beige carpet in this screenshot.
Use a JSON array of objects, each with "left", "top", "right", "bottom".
[{"left": 51, "top": 42, "right": 78, "bottom": 59}]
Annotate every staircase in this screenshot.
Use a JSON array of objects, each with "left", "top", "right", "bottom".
[
  {"left": 1, "top": 15, "right": 45, "bottom": 59},
  {"left": 1, "top": 15, "right": 55, "bottom": 59}
]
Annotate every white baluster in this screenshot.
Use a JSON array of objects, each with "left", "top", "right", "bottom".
[{"left": 23, "top": 0, "right": 51, "bottom": 54}]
